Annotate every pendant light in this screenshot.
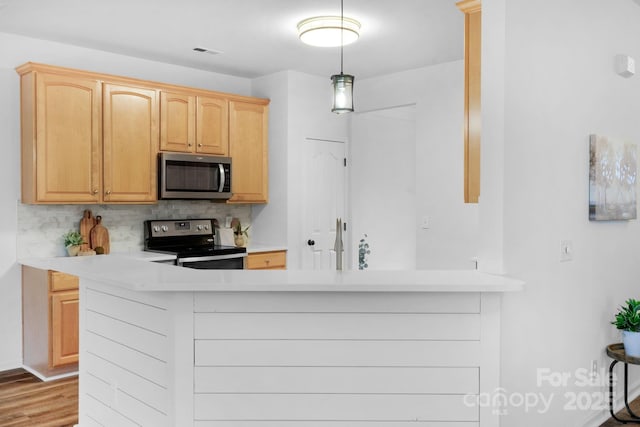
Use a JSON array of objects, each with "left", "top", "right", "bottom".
[{"left": 330, "top": 0, "right": 355, "bottom": 114}]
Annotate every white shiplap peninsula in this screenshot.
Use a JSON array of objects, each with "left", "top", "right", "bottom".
[{"left": 20, "top": 255, "right": 523, "bottom": 427}]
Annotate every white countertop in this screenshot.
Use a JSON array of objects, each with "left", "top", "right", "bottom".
[
  {"left": 246, "top": 244, "right": 288, "bottom": 254},
  {"left": 19, "top": 255, "right": 523, "bottom": 293}
]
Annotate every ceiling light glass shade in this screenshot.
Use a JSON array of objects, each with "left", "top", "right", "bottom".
[
  {"left": 331, "top": 73, "right": 354, "bottom": 114},
  {"left": 298, "top": 16, "right": 360, "bottom": 47}
]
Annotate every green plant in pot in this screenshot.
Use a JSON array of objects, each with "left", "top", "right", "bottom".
[
  {"left": 612, "top": 298, "right": 640, "bottom": 357},
  {"left": 230, "top": 218, "right": 250, "bottom": 247},
  {"left": 63, "top": 230, "right": 85, "bottom": 257}
]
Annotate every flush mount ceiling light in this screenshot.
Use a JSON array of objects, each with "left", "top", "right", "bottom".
[{"left": 297, "top": 15, "right": 360, "bottom": 47}]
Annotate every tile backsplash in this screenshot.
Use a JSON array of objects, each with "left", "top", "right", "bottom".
[{"left": 17, "top": 200, "right": 251, "bottom": 258}]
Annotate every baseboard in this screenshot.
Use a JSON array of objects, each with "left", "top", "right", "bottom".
[
  {"left": 22, "top": 364, "right": 78, "bottom": 382},
  {"left": 0, "top": 360, "right": 22, "bottom": 372}
]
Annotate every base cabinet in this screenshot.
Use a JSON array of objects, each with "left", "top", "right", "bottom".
[
  {"left": 22, "top": 266, "right": 79, "bottom": 379},
  {"left": 246, "top": 250, "right": 287, "bottom": 270}
]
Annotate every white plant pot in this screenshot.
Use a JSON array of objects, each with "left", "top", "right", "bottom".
[{"left": 623, "top": 330, "right": 640, "bottom": 357}]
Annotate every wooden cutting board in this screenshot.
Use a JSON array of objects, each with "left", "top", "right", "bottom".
[
  {"left": 79, "top": 209, "right": 96, "bottom": 251},
  {"left": 90, "top": 216, "right": 110, "bottom": 254}
]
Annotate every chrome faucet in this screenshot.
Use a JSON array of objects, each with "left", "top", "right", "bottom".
[{"left": 334, "top": 217, "right": 344, "bottom": 270}]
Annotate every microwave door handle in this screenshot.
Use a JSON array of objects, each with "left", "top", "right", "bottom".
[{"left": 218, "top": 164, "right": 225, "bottom": 192}]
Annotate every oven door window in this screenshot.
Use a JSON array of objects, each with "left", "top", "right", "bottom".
[
  {"left": 180, "top": 257, "right": 244, "bottom": 270},
  {"left": 166, "top": 160, "right": 220, "bottom": 192}
]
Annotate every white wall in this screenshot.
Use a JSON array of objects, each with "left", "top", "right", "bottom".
[
  {"left": 356, "top": 61, "right": 480, "bottom": 270},
  {"left": 286, "top": 71, "right": 350, "bottom": 269},
  {"left": 350, "top": 107, "right": 416, "bottom": 270},
  {"left": 0, "top": 32, "right": 253, "bottom": 370},
  {"left": 250, "top": 72, "right": 289, "bottom": 247},
  {"left": 492, "top": 0, "right": 640, "bottom": 425}
]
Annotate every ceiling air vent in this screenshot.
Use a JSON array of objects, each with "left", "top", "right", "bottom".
[{"left": 192, "top": 47, "right": 223, "bottom": 55}]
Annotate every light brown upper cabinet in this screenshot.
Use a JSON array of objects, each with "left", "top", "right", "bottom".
[
  {"left": 18, "top": 62, "right": 269, "bottom": 205},
  {"left": 19, "top": 70, "right": 102, "bottom": 203},
  {"left": 228, "top": 100, "right": 269, "bottom": 204},
  {"left": 457, "top": 0, "right": 481, "bottom": 204},
  {"left": 18, "top": 63, "right": 159, "bottom": 204},
  {"left": 197, "top": 96, "right": 229, "bottom": 155},
  {"left": 160, "top": 92, "right": 229, "bottom": 155},
  {"left": 160, "top": 91, "right": 195, "bottom": 152},
  {"left": 103, "top": 83, "right": 158, "bottom": 203}
]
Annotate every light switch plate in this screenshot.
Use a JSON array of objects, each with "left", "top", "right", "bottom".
[{"left": 225, "top": 216, "right": 232, "bottom": 228}]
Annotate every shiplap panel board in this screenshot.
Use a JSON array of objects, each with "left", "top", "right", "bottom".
[
  {"left": 194, "top": 313, "right": 480, "bottom": 340},
  {"left": 86, "top": 287, "right": 169, "bottom": 335},
  {"left": 85, "top": 371, "right": 168, "bottom": 426},
  {"left": 194, "top": 292, "right": 480, "bottom": 313},
  {"left": 195, "top": 422, "right": 479, "bottom": 427},
  {"left": 84, "top": 394, "right": 140, "bottom": 427},
  {"left": 86, "top": 280, "right": 169, "bottom": 307},
  {"left": 86, "top": 310, "right": 167, "bottom": 361},
  {"left": 84, "top": 377, "right": 140, "bottom": 427},
  {"left": 195, "top": 339, "right": 481, "bottom": 367},
  {"left": 85, "top": 352, "right": 168, "bottom": 413},
  {"left": 86, "top": 331, "right": 168, "bottom": 387},
  {"left": 194, "top": 366, "right": 478, "bottom": 394},
  {"left": 194, "top": 394, "right": 478, "bottom": 421}
]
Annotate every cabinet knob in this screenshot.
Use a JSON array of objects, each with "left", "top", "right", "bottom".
[
  {"left": 105, "top": 190, "right": 112, "bottom": 195},
  {"left": 92, "top": 189, "right": 98, "bottom": 195},
  {"left": 188, "top": 143, "right": 193, "bottom": 147},
  {"left": 198, "top": 143, "right": 203, "bottom": 147},
  {"left": 307, "top": 239, "right": 315, "bottom": 246}
]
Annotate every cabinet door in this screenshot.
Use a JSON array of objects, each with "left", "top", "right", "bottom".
[
  {"left": 196, "top": 96, "right": 228, "bottom": 155},
  {"left": 103, "top": 83, "right": 158, "bottom": 203},
  {"left": 50, "top": 290, "right": 79, "bottom": 367},
  {"left": 32, "top": 73, "right": 102, "bottom": 203},
  {"left": 228, "top": 101, "right": 268, "bottom": 203},
  {"left": 160, "top": 91, "right": 195, "bottom": 152}
]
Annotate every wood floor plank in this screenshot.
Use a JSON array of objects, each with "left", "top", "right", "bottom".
[{"left": 0, "top": 369, "right": 77, "bottom": 427}]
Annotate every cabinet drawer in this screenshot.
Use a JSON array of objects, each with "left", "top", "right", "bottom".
[
  {"left": 49, "top": 271, "right": 79, "bottom": 292},
  {"left": 246, "top": 251, "right": 287, "bottom": 270}
]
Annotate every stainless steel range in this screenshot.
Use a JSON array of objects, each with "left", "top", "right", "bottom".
[{"left": 144, "top": 218, "right": 246, "bottom": 269}]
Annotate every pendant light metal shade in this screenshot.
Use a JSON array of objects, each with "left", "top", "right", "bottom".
[
  {"left": 331, "top": 73, "right": 354, "bottom": 113},
  {"left": 331, "top": 0, "right": 355, "bottom": 114}
]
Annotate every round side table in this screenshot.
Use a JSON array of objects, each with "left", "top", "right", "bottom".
[{"left": 607, "top": 343, "right": 640, "bottom": 424}]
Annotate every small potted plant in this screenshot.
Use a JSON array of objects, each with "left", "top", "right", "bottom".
[
  {"left": 612, "top": 298, "right": 640, "bottom": 357},
  {"left": 230, "top": 218, "right": 250, "bottom": 247},
  {"left": 63, "top": 230, "right": 85, "bottom": 257}
]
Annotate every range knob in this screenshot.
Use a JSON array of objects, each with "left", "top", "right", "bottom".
[
  {"left": 161, "top": 225, "right": 169, "bottom": 232},
  {"left": 197, "top": 225, "right": 203, "bottom": 231},
  {"left": 203, "top": 225, "right": 210, "bottom": 231},
  {"left": 153, "top": 225, "right": 160, "bottom": 232}
]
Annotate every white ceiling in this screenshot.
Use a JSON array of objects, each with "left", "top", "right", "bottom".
[{"left": 0, "top": 0, "right": 463, "bottom": 80}]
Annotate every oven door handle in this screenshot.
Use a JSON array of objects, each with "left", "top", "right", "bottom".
[
  {"left": 177, "top": 253, "right": 247, "bottom": 264},
  {"left": 218, "top": 164, "right": 225, "bottom": 192}
]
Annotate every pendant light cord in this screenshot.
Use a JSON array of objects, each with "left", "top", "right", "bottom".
[{"left": 340, "top": 0, "right": 344, "bottom": 75}]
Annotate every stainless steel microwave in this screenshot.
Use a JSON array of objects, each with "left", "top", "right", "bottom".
[{"left": 158, "top": 152, "right": 232, "bottom": 200}]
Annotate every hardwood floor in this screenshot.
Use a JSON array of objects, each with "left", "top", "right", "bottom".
[
  {"left": 600, "top": 396, "right": 640, "bottom": 427},
  {"left": 0, "top": 368, "right": 77, "bottom": 427}
]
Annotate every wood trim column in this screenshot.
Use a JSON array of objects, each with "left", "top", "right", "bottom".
[{"left": 457, "top": 0, "right": 481, "bottom": 204}]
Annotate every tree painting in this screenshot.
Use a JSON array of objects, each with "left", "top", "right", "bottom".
[{"left": 589, "top": 134, "right": 637, "bottom": 220}]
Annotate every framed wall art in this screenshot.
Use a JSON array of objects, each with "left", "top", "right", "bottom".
[{"left": 589, "top": 134, "right": 637, "bottom": 221}]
